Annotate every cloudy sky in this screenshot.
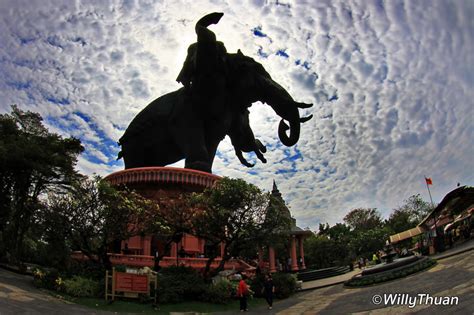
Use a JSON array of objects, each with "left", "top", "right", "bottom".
[{"left": 0, "top": 0, "right": 472, "bottom": 230}]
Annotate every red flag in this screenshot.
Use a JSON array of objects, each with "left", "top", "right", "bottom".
[{"left": 425, "top": 177, "right": 433, "bottom": 185}]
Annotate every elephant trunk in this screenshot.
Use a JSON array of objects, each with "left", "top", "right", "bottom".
[
  {"left": 278, "top": 119, "right": 300, "bottom": 147},
  {"left": 258, "top": 77, "right": 313, "bottom": 147},
  {"left": 195, "top": 12, "right": 224, "bottom": 42}
]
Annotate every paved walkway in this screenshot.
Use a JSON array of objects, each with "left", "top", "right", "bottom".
[
  {"left": 275, "top": 250, "right": 474, "bottom": 315},
  {"left": 298, "top": 238, "right": 474, "bottom": 291},
  {"left": 300, "top": 269, "right": 360, "bottom": 290},
  {"left": 431, "top": 238, "right": 474, "bottom": 260},
  {"left": 0, "top": 269, "right": 112, "bottom": 315}
]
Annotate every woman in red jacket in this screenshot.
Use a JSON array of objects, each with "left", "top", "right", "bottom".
[{"left": 237, "top": 274, "right": 249, "bottom": 312}]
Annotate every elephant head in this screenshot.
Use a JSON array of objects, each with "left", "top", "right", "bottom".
[
  {"left": 227, "top": 51, "right": 313, "bottom": 147},
  {"left": 228, "top": 109, "right": 267, "bottom": 167}
]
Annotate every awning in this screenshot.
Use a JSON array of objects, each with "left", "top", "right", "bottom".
[
  {"left": 444, "top": 223, "right": 454, "bottom": 232},
  {"left": 453, "top": 212, "right": 472, "bottom": 224},
  {"left": 389, "top": 226, "right": 426, "bottom": 244}
]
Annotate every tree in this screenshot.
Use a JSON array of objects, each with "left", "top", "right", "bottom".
[
  {"left": 319, "top": 222, "right": 352, "bottom": 242},
  {"left": 349, "top": 226, "right": 391, "bottom": 259},
  {"left": 0, "top": 105, "right": 83, "bottom": 263},
  {"left": 43, "top": 176, "right": 165, "bottom": 269},
  {"left": 304, "top": 234, "right": 350, "bottom": 268},
  {"left": 305, "top": 223, "right": 353, "bottom": 268},
  {"left": 343, "top": 208, "right": 383, "bottom": 232},
  {"left": 386, "top": 194, "right": 432, "bottom": 234},
  {"left": 141, "top": 192, "right": 198, "bottom": 263},
  {"left": 191, "top": 177, "right": 291, "bottom": 275}
]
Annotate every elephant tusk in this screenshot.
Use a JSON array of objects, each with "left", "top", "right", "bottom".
[
  {"left": 278, "top": 119, "right": 299, "bottom": 146},
  {"left": 300, "top": 114, "right": 313, "bottom": 123},
  {"left": 297, "top": 102, "right": 313, "bottom": 109},
  {"left": 255, "top": 139, "right": 267, "bottom": 153},
  {"left": 257, "top": 154, "right": 267, "bottom": 164},
  {"left": 236, "top": 149, "right": 255, "bottom": 167},
  {"left": 280, "top": 120, "right": 290, "bottom": 131}
]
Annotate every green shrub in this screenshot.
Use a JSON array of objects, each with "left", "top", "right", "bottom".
[
  {"left": 272, "top": 273, "right": 297, "bottom": 299},
  {"left": 32, "top": 268, "right": 60, "bottom": 290},
  {"left": 202, "top": 279, "right": 233, "bottom": 304},
  {"left": 249, "top": 274, "right": 265, "bottom": 298},
  {"left": 62, "top": 276, "right": 101, "bottom": 297},
  {"left": 65, "top": 260, "right": 105, "bottom": 281},
  {"left": 345, "top": 258, "right": 437, "bottom": 287},
  {"left": 157, "top": 266, "right": 207, "bottom": 304}
]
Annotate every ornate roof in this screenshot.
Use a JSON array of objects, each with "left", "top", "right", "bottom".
[{"left": 269, "top": 180, "right": 312, "bottom": 236}]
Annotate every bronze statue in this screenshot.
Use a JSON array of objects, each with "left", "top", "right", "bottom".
[{"left": 118, "top": 13, "right": 313, "bottom": 173}]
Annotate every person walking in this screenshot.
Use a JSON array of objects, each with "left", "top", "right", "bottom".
[
  {"left": 237, "top": 274, "right": 249, "bottom": 312},
  {"left": 263, "top": 273, "right": 275, "bottom": 310}
]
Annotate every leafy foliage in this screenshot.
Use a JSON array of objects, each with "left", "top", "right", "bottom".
[
  {"left": 0, "top": 106, "right": 83, "bottom": 263},
  {"left": 32, "top": 267, "right": 60, "bottom": 290},
  {"left": 156, "top": 266, "right": 207, "bottom": 304},
  {"left": 249, "top": 273, "right": 265, "bottom": 298},
  {"left": 272, "top": 273, "right": 297, "bottom": 299},
  {"left": 343, "top": 208, "right": 383, "bottom": 232},
  {"left": 307, "top": 194, "right": 432, "bottom": 267},
  {"left": 386, "top": 194, "right": 433, "bottom": 233},
  {"left": 201, "top": 279, "right": 233, "bottom": 304},
  {"left": 191, "top": 177, "right": 292, "bottom": 274},
  {"left": 62, "top": 276, "right": 101, "bottom": 297},
  {"left": 345, "top": 258, "right": 436, "bottom": 287},
  {"left": 42, "top": 176, "right": 164, "bottom": 269},
  {"left": 304, "top": 234, "right": 351, "bottom": 269},
  {"left": 349, "top": 226, "right": 391, "bottom": 259}
]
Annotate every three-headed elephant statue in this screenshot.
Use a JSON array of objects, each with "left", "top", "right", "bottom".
[{"left": 117, "top": 13, "right": 312, "bottom": 174}]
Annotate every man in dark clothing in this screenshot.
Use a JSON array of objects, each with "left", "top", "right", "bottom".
[{"left": 263, "top": 274, "right": 275, "bottom": 310}]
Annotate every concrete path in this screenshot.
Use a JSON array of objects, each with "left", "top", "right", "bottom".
[
  {"left": 300, "top": 270, "right": 360, "bottom": 290},
  {"left": 276, "top": 250, "right": 474, "bottom": 315},
  {"left": 0, "top": 268, "right": 112, "bottom": 315},
  {"left": 431, "top": 238, "right": 474, "bottom": 260}
]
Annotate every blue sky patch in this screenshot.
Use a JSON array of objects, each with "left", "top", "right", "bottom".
[
  {"left": 46, "top": 36, "right": 64, "bottom": 50},
  {"left": 276, "top": 50, "right": 289, "bottom": 58},
  {"left": 257, "top": 46, "right": 269, "bottom": 58},
  {"left": 6, "top": 81, "right": 31, "bottom": 90},
  {"left": 46, "top": 96, "right": 70, "bottom": 105},
  {"left": 328, "top": 93, "right": 338, "bottom": 102},
  {"left": 295, "top": 59, "right": 311, "bottom": 70},
  {"left": 252, "top": 26, "right": 267, "bottom": 38}
]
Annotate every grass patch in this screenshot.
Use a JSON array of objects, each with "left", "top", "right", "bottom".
[{"left": 64, "top": 296, "right": 266, "bottom": 314}]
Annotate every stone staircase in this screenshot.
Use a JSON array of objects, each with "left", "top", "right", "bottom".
[{"left": 297, "top": 265, "right": 351, "bottom": 282}]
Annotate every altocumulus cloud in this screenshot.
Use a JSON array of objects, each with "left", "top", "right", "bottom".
[{"left": 0, "top": 0, "right": 473, "bottom": 230}]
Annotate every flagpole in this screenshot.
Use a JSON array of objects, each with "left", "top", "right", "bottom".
[
  {"left": 425, "top": 176, "right": 437, "bottom": 253},
  {"left": 425, "top": 176, "right": 434, "bottom": 206}
]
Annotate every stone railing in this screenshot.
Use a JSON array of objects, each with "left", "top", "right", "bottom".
[
  {"left": 108, "top": 253, "right": 154, "bottom": 267},
  {"left": 104, "top": 167, "right": 220, "bottom": 189},
  {"left": 72, "top": 251, "right": 255, "bottom": 272}
]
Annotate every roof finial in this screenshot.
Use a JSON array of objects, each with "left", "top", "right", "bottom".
[{"left": 271, "top": 180, "right": 282, "bottom": 199}]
